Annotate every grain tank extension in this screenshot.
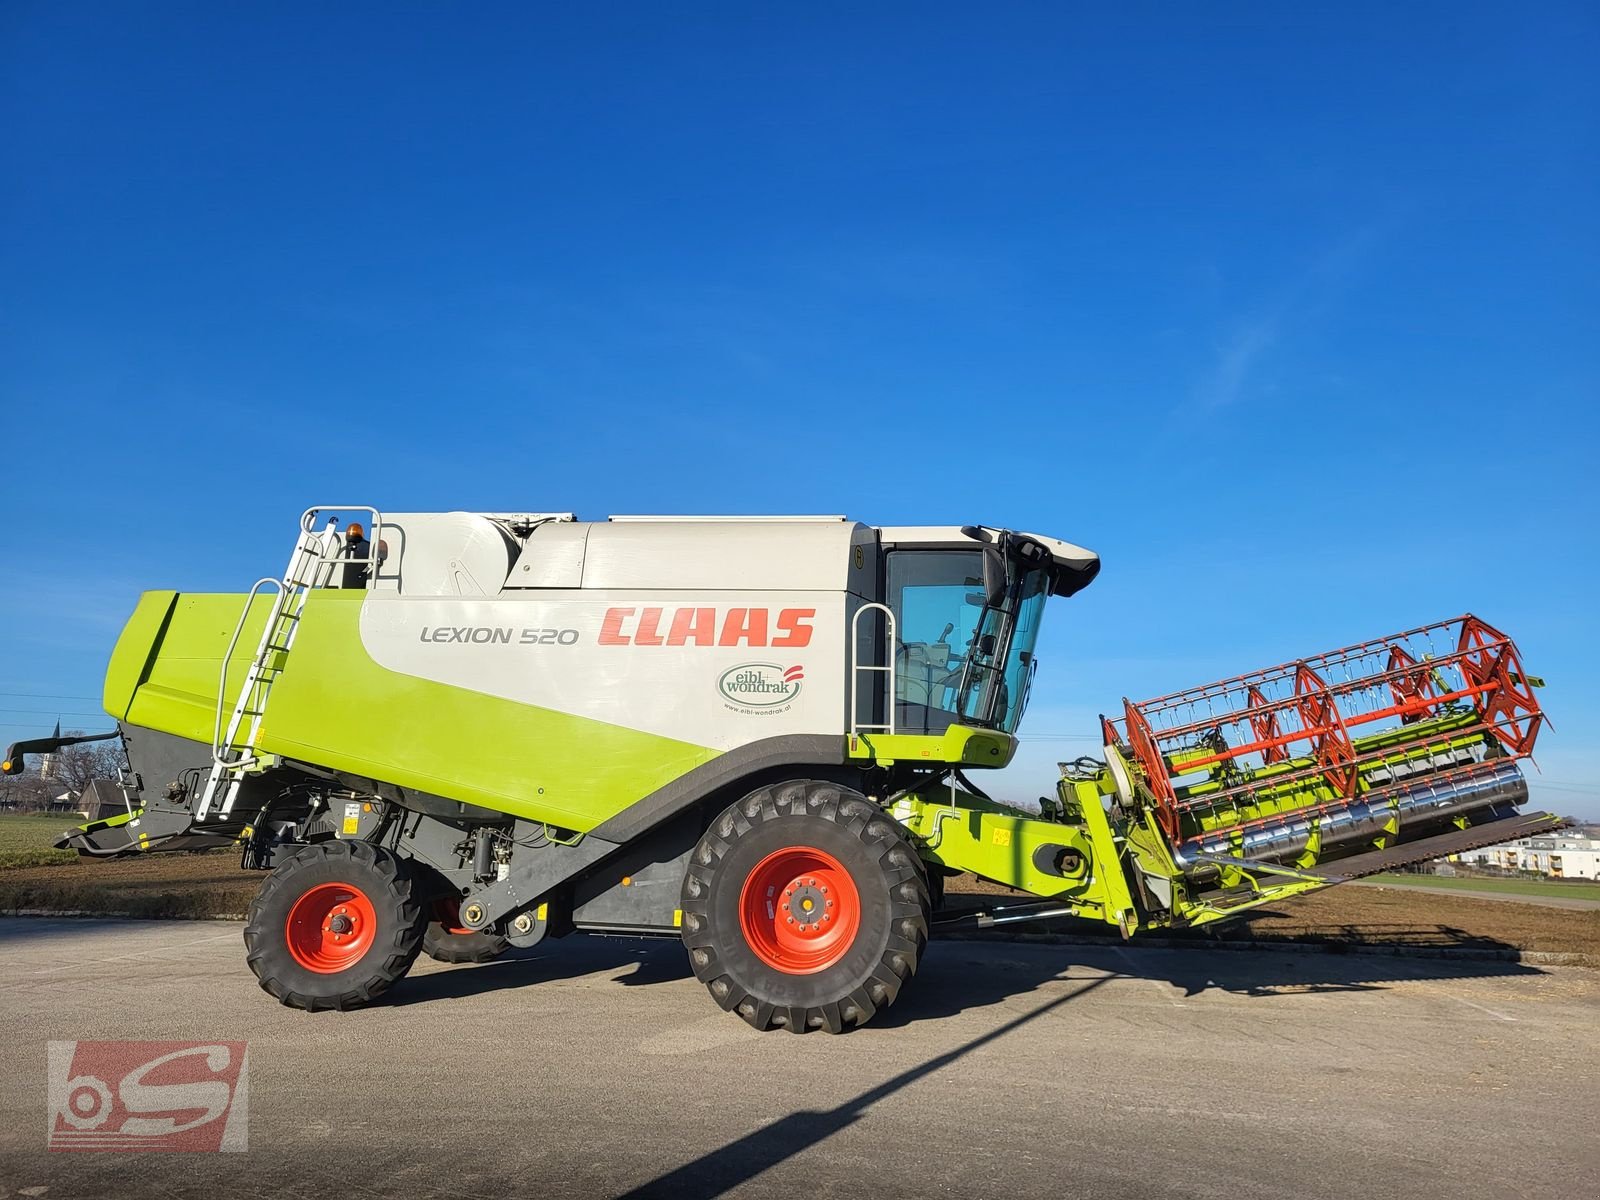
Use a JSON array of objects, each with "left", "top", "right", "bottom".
[{"left": 4, "top": 508, "right": 1557, "bottom": 1031}]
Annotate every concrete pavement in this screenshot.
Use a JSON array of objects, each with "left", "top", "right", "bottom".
[{"left": 1, "top": 917, "right": 1596, "bottom": 1200}]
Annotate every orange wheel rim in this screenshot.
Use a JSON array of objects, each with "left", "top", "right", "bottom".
[
  {"left": 285, "top": 882, "right": 378, "bottom": 973},
  {"left": 738, "top": 846, "right": 861, "bottom": 974},
  {"left": 433, "top": 896, "right": 473, "bottom": 936}
]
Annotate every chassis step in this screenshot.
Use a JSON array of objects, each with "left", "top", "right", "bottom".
[{"left": 54, "top": 808, "right": 238, "bottom": 858}]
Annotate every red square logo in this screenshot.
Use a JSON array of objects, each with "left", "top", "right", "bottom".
[{"left": 46, "top": 1041, "right": 249, "bottom": 1152}]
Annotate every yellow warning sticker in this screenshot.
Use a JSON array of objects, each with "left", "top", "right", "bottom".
[{"left": 991, "top": 828, "right": 1012, "bottom": 847}]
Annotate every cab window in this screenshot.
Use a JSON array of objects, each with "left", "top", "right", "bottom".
[{"left": 886, "top": 550, "right": 986, "bottom": 736}]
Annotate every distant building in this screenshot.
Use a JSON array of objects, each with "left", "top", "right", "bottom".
[{"left": 1450, "top": 831, "right": 1600, "bottom": 880}]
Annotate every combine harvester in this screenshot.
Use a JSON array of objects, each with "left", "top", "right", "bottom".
[{"left": 4, "top": 508, "right": 1557, "bottom": 1031}]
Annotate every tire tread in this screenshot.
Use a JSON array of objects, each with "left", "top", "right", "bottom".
[
  {"left": 242, "top": 840, "right": 426, "bottom": 1011},
  {"left": 681, "top": 779, "right": 931, "bottom": 1034}
]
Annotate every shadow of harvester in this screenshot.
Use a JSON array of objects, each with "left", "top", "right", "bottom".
[{"left": 380, "top": 911, "right": 1541, "bottom": 1011}]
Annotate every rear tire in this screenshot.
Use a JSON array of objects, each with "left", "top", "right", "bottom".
[
  {"left": 244, "top": 840, "right": 426, "bottom": 1011},
  {"left": 422, "top": 897, "right": 511, "bottom": 964},
  {"left": 681, "top": 779, "right": 931, "bottom": 1033}
]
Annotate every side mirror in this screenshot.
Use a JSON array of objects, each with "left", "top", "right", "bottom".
[{"left": 982, "top": 547, "right": 1007, "bottom": 607}]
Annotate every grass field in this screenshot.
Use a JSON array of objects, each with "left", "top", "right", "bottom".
[
  {"left": 0, "top": 813, "right": 79, "bottom": 869},
  {"left": 1363, "top": 872, "right": 1600, "bottom": 901}
]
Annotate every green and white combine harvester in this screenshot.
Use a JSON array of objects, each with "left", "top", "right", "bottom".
[{"left": 4, "top": 508, "right": 1557, "bottom": 1031}]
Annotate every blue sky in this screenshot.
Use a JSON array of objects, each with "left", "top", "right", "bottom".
[{"left": 2, "top": 3, "right": 1596, "bottom": 818}]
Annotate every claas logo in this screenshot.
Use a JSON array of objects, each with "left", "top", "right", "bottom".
[{"left": 599, "top": 607, "right": 815, "bottom": 647}]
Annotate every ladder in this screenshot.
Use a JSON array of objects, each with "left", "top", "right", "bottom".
[{"left": 195, "top": 507, "right": 381, "bottom": 821}]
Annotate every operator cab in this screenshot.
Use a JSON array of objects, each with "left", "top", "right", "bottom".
[{"left": 876, "top": 526, "right": 1099, "bottom": 737}]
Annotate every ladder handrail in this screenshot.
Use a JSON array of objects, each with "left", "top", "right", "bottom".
[
  {"left": 211, "top": 576, "right": 284, "bottom": 768},
  {"left": 198, "top": 505, "right": 384, "bottom": 821},
  {"left": 300, "top": 506, "right": 385, "bottom": 588},
  {"left": 850, "top": 602, "right": 897, "bottom": 736}
]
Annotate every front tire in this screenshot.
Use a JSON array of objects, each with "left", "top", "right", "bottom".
[
  {"left": 244, "top": 840, "right": 426, "bottom": 1011},
  {"left": 681, "top": 779, "right": 931, "bottom": 1033}
]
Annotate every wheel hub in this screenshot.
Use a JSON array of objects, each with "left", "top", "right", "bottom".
[{"left": 782, "top": 878, "right": 833, "bottom": 933}]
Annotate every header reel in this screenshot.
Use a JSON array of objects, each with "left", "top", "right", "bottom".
[{"left": 1104, "top": 615, "right": 1548, "bottom": 872}]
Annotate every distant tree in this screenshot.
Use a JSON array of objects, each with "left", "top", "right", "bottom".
[
  {"left": 45, "top": 732, "right": 128, "bottom": 794},
  {"left": 0, "top": 765, "right": 58, "bottom": 812}
]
